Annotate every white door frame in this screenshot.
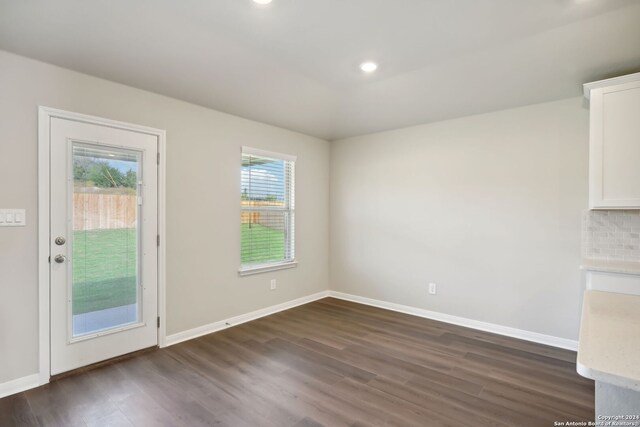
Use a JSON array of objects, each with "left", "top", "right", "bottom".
[{"left": 37, "top": 106, "right": 167, "bottom": 385}]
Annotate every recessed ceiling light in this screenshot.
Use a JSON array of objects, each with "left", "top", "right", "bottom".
[
  {"left": 360, "top": 61, "right": 378, "bottom": 73},
  {"left": 253, "top": 0, "right": 272, "bottom": 4}
]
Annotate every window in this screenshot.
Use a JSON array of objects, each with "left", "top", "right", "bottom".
[{"left": 240, "top": 147, "right": 296, "bottom": 274}]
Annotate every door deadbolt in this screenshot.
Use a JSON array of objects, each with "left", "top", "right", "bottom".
[
  {"left": 55, "top": 236, "right": 66, "bottom": 245},
  {"left": 54, "top": 254, "right": 66, "bottom": 264}
]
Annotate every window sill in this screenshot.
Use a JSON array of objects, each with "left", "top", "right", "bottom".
[{"left": 238, "top": 261, "right": 298, "bottom": 276}]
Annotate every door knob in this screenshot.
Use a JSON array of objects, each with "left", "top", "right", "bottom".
[
  {"left": 54, "top": 254, "right": 66, "bottom": 264},
  {"left": 55, "top": 236, "right": 66, "bottom": 245}
]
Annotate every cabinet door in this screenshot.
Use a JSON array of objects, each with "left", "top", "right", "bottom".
[{"left": 590, "top": 81, "right": 640, "bottom": 209}]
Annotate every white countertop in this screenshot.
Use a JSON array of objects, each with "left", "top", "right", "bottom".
[
  {"left": 577, "top": 290, "right": 640, "bottom": 391},
  {"left": 580, "top": 259, "right": 640, "bottom": 275}
]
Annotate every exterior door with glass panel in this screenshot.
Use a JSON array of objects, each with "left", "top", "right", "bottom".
[{"left": 50, "top": 117, "right": 158, "bottom": 375}]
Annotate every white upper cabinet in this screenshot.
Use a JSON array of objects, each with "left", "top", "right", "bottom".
[{"left": 585, "top": 73, "right": 640, "bottom": 209}]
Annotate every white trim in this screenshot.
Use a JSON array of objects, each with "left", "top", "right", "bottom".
[
  {"left": 583, "top": 72, "right": 640, "bottom": 99},
  {"left": 37, "top": 107, "right": 51, "bottom": 387},
  {"left": 241, "top": 146, "right": 297, "bottom": 162},
  {"left": 0, "top": 374, "right": 41, "bottom": 399},
  {"left": 239, "top": 261, "right": 298, "bottom": 276},
  {"left": 37, "top": 106, "right": 167, "bottom": 379},
  {"left": 157, "top": 129, "right": 167, "bottom": 348},
  {"left": 165, "top": 289, "right": 577, "bottom": 351},
  {"left": 165, "top": 291, "right": 330, "bottom": 346},
  {"left": 328, "top": 291, "right": 578, "bottom": 351},
  {"left": 39, "top": 107, "right": 171, "bottom": 137}
]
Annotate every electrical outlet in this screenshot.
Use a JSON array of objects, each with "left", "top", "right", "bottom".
[
  {"left": 428, "top": 283, "right": 437, "bottom": 295},
  {"left": 270, "top": 279, "right": 277, "bottom": 290}
]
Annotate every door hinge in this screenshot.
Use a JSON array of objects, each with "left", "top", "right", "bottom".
[
  {"left": 157, "top": 316, "right": 160, "bottom": 328},
  {"left": 157, "top": 234, "right": 160, "bottom": 247},
  {"left": 157, "top": 152, "right": 160, "bottom": 165},
  {"left": 48, "top": 256, "right": 51, "bottom": 263}
]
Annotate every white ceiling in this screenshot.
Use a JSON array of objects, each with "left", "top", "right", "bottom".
[{"left": 1, "top": 0, "right": 639, "bottom": 140}]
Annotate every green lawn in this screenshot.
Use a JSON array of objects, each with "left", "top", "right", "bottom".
[
  {"left": 241, "top": 223, "right": 285, "bottom": 265},
  {"left": 73, "top": 224, "right": 285, "bottom": 315},
  {"left": 72, "top": 229, "right": 138, "bottom": 315}
]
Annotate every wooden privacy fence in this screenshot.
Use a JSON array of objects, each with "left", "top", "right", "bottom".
[
  {"left": 241, "top": 200, "right": 286, "bottom": 231},
  {"left": 74, "top": 195, "right": 288, "bottom": 232},
  {"left": 74, "top": 193, "right": 137, "bottom": 231},
  {"left": 241, "top": 211, "right": 262, "bottom": 224}
]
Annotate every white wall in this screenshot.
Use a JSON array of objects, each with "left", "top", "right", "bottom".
[
  {"left": 0, "top": 50, "right": 330, "bottom": 384},
  {"left": 0, "top": 46, "right": 591, "bottom": 388},
  {"left": 330, "top": 98, "right": 588, "bottom": 340}
]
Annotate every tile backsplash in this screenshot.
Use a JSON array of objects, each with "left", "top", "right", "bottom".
[{"left": 582, "top": 210, "right": 640, "bottom": 261}]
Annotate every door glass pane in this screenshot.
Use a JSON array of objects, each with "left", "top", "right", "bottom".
[{"left": 71, "top": 143, "right": 141, "bottom": 337}]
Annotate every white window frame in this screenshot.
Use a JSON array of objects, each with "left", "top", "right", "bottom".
[{"left": 239, "top": 146, "right": 297, "bottom": 276}]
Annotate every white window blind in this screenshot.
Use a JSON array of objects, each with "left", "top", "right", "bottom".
[{"left": 240, "top": 147, "right": 296, "bottom": 272}]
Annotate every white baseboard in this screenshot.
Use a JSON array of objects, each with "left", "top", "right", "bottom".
[
  {"left": 0, "top": 373, "right": 41, "bottom": 399},
  {"left": 164, "top": 290, "right": 331, "bottom": 347},
  {"left": 3, "top": 289, "right": 573, "bottom": 400},
  {"left": 165, "top": 289, "right": 577, "bottom": 351},
  {"left": 328, "top": 291, "right": 578, "bottom": 351}
]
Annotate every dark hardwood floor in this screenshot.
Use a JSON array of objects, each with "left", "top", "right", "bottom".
[{"left": 0, "top": 298, "right": 594, "bottom": 426}]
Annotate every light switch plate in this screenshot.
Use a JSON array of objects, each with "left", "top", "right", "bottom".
[{"left": 0, "top": 209, "right": 26, "bottom": 227}]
